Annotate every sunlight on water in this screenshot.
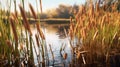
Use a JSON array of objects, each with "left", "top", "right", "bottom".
[{"left": 30, "top": 23, "right": 72, "bottom": 66}]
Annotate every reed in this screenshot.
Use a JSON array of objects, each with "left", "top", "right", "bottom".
[
  {"left": 69, "top": 1, "right": 120, "bottom": 66},
  {"left": 0, "top": 0, "right": 120, "bottom": 67},
  {"left": 49, "top": 44, "right": 55, "bottom": 66},
  {"left": 36, "top": 22, "right": 45, "bottom": 40},
  {"left": 9, "top": 17, "right": 18, "bottom": 43},
  {"left": 19, "top": 5, "right": 32, "bottom": 36},
  {"left": 29, "top": 4, "right": 37, "bottom": 19},
  {"left": 39, "top": 0, "right": 43, "bottom": 13}
]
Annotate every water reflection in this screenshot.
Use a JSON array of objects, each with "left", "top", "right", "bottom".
[{"left": 32, "top": 23, "right": 71, "bottom": 66}]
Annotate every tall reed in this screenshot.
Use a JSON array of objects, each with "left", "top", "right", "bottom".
[{"left": 69, "top": 1, "right": 120, "bottom": 66}]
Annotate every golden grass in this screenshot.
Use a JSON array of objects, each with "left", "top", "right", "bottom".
[
  {"left": 1, "top": 0, "right": 120, "bottom": 66},
  {"left": 69, "top": 2, "right": 120, "bottom": 65}
]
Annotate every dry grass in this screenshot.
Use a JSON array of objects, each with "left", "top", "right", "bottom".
[
  {"left": 0, "top": 0, "right": 47, "bottom": 66},
  {"left": 68, "top": 2, "right": 120, "bottom": 66},
  {"left": 0, "top": 0, "right": 120, "bottom": 67}
]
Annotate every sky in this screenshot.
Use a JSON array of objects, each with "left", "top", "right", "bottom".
[{"left": 0, "top": 0, "right": 86, "bottom": 12}]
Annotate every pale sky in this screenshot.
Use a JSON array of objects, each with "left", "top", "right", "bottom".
[{"left": 0, "top": 0, "right": 86, "bottom": 12}]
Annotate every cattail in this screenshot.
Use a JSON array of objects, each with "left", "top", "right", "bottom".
[
  {"left": 9, "top": 17, "right": 18, "bottom": 43},
  {"left": 111, "top": 3, "right": 117, "bottom": 12},
  {"left": 6, "top": 40, "right": 12, "bottom": 48},
  {"left": 29, "top": 4, "right": 37, "bottom": 19},
  {"left": 96, "top": 1, "right": 100, "bottom": 12},
  {"left": 39, "top": 0, "right": 42, "bottom": 13},
  {"left": 19, "top": 5, "right": 32, "bottom": 36},
  {"left": 63, "top": 53, "right": 67, "bottom": 60},
  {"left": 79, "top": 5, "right": 83, "bottom": 15},
  {"left": 36, "top": 22, "right": 45, "bottom": 39},
  {"left": 89, "top": 3, "right": 94, "bottom": 16},
  {"left": 35, "top": 34, "right": 40, "bottom": 47}
]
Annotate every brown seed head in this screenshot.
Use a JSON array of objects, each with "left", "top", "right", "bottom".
[
  {"left": 40, "top": 0, "right": 43, "bottom": 13},
  {"left": 63, "top": 53, "right": 67, "bottom": 60},
  {"left": 9, "top": 17, "right": 18, "bottom": 43},
  {"left": 29, "top": 4, "right": 37, "bottom": 19},
  {"left": 6, "top": 40, "right": 12, "bottom": 48},
  {"left": 19, "top": 5, "right": 32, "bottom": 36}
]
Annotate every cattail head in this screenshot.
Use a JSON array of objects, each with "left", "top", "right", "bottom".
[
  {"left": 111, "top": 3, "right": 117, "bottom": 12},
  {"left": 6, "top": 40, "right": 13, "bottom": 48},
  {"left": 40, "top": 0, "right": 43, "bottom": 13},
  {"left": 29, "top": 4, "right": 37, "bottom": 19},
  {"left": 96, "top": 2, "right": 99, "bottom": 12},
  {"left": 63, "top": 53, "right": 67, "bottom": 60},
  {"left": 89, "top": 3, "right": 94, "bottom": 16},
  {"left": 9, "top": 17, "right": 18, "bottom": 43},
  {"left": 19, "top": 5, "right": 32, "bottom": 36},
  {"left": 79, "top": 5, "right": 84, "bottom": 15}
]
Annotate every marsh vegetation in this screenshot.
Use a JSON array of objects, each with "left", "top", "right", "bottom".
[{"left": 0, "top": 0, "right": 120, "bottom": 67}]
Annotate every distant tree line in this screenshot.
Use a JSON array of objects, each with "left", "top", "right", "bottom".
[
  {"left": 25, "top": 0, "right": 120, "bottom": 19},
  {"left": 37, "top": 4, "right": 79, "bottom": 19},
  {"left": 1, "top": 0, "right": 120, "bottom": 19}
]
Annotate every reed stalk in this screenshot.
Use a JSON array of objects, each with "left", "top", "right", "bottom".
[
  {"left": 19, "top": 5, "right": 32, "bottom": 36},
  {"left": 49, "top": 44, "right": 54, "bottom": 66},
  {"left": 69, "top": 1, "right": 120, "bottom": 66}
]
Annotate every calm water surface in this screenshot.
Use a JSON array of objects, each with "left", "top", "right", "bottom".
[{"left": 30, "top": 23, "right": 72, "bottom": 66}]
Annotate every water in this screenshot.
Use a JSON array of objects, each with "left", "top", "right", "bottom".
[{"left": 31, "top": 23, "right": 72, "bottom": 66}]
